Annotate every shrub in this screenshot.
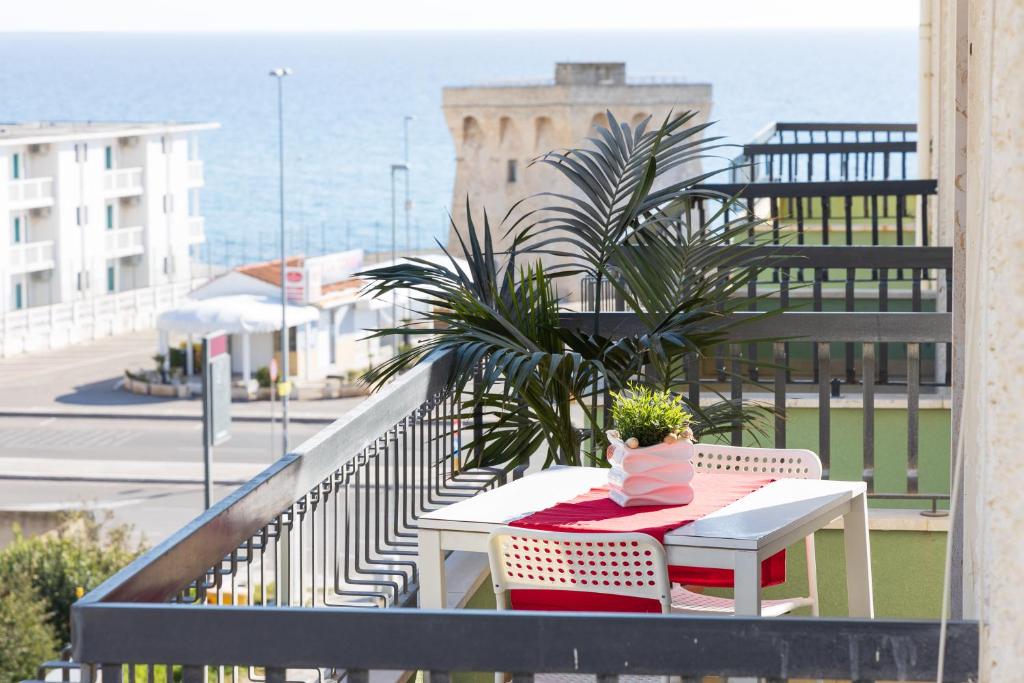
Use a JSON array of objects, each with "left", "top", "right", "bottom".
[
  {"left": 255, "top": 366, "right": 272, "bottom": 388},
  {"left": 0, "top": 579, "right": 58, "bottom": 683},
  {"left": 610, "top": 384, "right": 692, "bottom": 448},
  {"left": 0, "top": 513, "right": 146, "bottom": 646}
]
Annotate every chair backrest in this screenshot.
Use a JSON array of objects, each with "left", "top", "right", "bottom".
[
  {"left": 487, "top": 527, "right": 672, "bottom": 612},
  {"left": 692, "top": 444, "right": 822, "bottom": 480}
]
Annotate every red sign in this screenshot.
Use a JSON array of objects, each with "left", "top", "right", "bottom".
[
  {"left": 269, "top": 357, "right": 278, "bottom": 382},
  {"left": 208, "top": 333, "right": 228, "bottom": 358}
]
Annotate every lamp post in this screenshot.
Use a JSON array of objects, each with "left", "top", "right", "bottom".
[
  {"left": 269, "top": 66, "right": 292, "bottom": 457},
  {"left": 390, "top": 162, "right": 409, "bottom": 328},
  {"left": 403, "top": 116, "right": 414, "bottom": 256}
]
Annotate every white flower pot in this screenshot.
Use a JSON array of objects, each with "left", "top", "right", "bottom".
[{"left": 606, "top": 432, "right": 695, "bottom": 507}]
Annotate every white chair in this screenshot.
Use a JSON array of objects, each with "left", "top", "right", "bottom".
[{"left": 669, "top": 443, "right": 822, "bottom": 616}]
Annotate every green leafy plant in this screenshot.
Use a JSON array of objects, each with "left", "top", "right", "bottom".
[
  {"left": 0, "top": 581, "right": 58, "bottom": 683},
  {"left": 610, "top": 384, "right": 692, "bottom": 447},
  {"left": 255, "top": 366, "right": 272, "bottom": 388},
  {"left": 360, "top": 111, "right": 779, "bottom": 471},
  {"left": 0, "top": 513, "right": 146, "bottom": 646}
]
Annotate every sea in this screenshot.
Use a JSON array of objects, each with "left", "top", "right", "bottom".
[{"left": 0, "top": 30, "right": 917, "bottom": 266}]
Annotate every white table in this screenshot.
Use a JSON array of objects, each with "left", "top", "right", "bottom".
[{"left": 417, "top": 466, "right": 873, "bottom": 617}]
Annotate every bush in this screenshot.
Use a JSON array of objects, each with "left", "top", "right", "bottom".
[
  {"left": 0, "top": 513, "right": 146, "bottom": 646},
  {"left": 0, "top": 580, "right": 58, "bottom": 683},
  {"left": 610, "top": 384, "right": 692, "bottom": 447},
  {"left": 255, "top": 366, "right": 271, "bottom": 388}
]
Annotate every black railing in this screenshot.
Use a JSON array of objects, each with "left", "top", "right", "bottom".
[
  {"left": 731, "top": 122, "right": 918, "bottom": 183},
  {"left": 72, "top": 606, "right": 979, "bottom": 683},
  {"left": 699, "top": 179, "right": 937, "bottom": 246}
]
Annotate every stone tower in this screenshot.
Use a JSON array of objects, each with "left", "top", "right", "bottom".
[{"left": 442, "top": 62, "right": 713, "bottom": 265}]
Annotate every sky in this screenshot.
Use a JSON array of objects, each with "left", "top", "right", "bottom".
[{"left": 2, "top": 0, "right": 919, "bottom": 32}]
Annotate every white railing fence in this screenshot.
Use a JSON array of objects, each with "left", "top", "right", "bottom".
[
  {"left": 0, "top": 278, "right": 206, "bottom": 358},
  {"left": 103, "top": 167, "right": 144, "bottom": 195},
  {"left": 104, "top": 225, "right": 146, "bottom": 256},
  {"left": 8, "top": 177, "right": 56, "bottom": 207},
  {"left": 8, "top": 240, "right": 56, "bottom": 274}
]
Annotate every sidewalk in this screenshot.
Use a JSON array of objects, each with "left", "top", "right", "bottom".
[{"left": 0, "top": 330, "right": 363, "bottom": 424}]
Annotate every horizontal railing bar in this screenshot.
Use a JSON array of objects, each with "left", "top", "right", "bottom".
[
  {"left": 773, "top": 122, "right": 917, "bottom": 133},
  {"left": 698, "top": 179, "right": 937, "bottom": 199},
  {"left": 72, "top": 604, "right": 977, "bottom": 682},
  {"left": 621, "top": 246, "right": 951, "bottom": 270},
  {"left": 743, "top": 141, "right": 917, "bottom": 155},
  {"left": 79, "top": 352, "right": 454, "bottom": 605},
  {"left": 559, "top": 311, "right": 952, "bottom": 343}
]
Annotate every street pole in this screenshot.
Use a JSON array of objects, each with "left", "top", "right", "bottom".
[
  {"left": 270, "top": 66, "right": 292, "bottom": 457},
  {"left": 389, "top": 163, "right": 408, "bottom": 328},
  {"left": 403, "top": 116, "right": 414, "bottom": 256}
]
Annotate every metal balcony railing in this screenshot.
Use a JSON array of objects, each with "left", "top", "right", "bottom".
[
  {"left": 102, "top": 167, "right": 144, "bottom": 197},
  {"left": 8, "top": 177, "right": 55, "bottom": 209},
  {"left": 731, "top": 122, "right": 918, "bottom": 183},
  {"left": 9, "top": 239, "right": 55, "bottom": 274}
]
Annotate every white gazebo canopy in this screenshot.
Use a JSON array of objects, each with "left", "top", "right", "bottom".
[
  {"left": 156, "top": 295, "right": 320, "bottom": 383},
  {"left": 156, "top": 294, "right": 319, "bottom": 335}
]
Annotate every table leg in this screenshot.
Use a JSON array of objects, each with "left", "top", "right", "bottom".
[
  {"left": 733, "top": 551, "right": 762, "bottom": 616},
  {"left": 418, "top": 528, "right": 446, "bottom": 609},
  {"left": 843, "top": 491, "right": 874, "bottom": 618}
]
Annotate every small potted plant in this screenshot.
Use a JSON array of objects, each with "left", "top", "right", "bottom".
[{"left": 606, "top": 384, "right": 696, "bottom": 507}]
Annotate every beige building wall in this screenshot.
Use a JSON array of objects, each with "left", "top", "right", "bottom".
[
  {"left": 442, "top": 63, "right": 712, "bottom": 285},
  {"left": 930, "top": 0, "right": 1024, "bottom": 678}
]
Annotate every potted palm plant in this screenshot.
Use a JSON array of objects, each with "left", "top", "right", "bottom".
[{"left": 360, "top": 111, "right": 778, "bottom": 472}]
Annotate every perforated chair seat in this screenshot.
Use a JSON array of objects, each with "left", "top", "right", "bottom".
[{"left": 669, "top": 585, "right": 815, "bottom": 617}]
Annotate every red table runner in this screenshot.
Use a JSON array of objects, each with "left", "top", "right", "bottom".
[{"left": 508, "top": 471, "right": 786, "bottom": 613}]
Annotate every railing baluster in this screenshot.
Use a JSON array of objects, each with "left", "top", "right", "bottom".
[
  {"left": 774, "top": 342, "right": 786, "bottom": 449},
  {"left": 818, "top": 342, "right": 831, "bottom": 479},
  {"left": 731, "top": 344, "right": 743, "bottom": 446},
  {"left": 845, "top": 267, "right": 855, "bottom": 384},
  {"left": 879, "top": 269, "right": 889, "bottom": 384},
  {"left": 182, "top": 666, "right": 204, "bottom": 683},
  {"left": 862, "top": 343, "right": 876, "bottom": 493},
  {"left": 907, "top": 342, "right": 920, "bottom": 494}
]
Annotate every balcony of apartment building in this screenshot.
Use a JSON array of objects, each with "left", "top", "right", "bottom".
[
  {"left": 186, "top": 159, "right": 204, "bottom": 187},
  {"left": 102, "top": 166, "right": 144, "bottom": 199},
  {"left": 187, "top": 215, "right": 205, "bottom": 244},
  {"left": 61, "top": 119, "right": 987, "bottom": 683},
  {"left": 8, "top": 175, "right": 55, "bottom": 211}
]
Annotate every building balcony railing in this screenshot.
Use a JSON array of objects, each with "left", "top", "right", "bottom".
[
  {"left": 8, "top": 176, "right": 55, "bottom": 210},
  {"left": 104, "top": 225, "right": 145, "bottom": 258},
  {"left": 731, "top": 122, "right": 919, "bottom": 183},
  {"left": 68, "top": 246, "right": 975, "bottom": 682},
  {"left": 8, "top": 239, "right": 55, "bottom": 274},
  {"left": 187, "top": 216, "right": 205, "bottom": 244},
  {"left": 103, "top": 167, "right": 144, "bottom": 197},
  {"left": 186, "top": 160, "right": 204, "bottom": 187}
]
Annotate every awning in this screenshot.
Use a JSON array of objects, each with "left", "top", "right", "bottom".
[{"left": 156, "top": 294, "right": 320, "bottom": 335}]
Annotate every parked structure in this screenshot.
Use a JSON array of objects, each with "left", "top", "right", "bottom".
[
  {"left": 0, "top": 120, "right": 217, "bottom": 355},
  {"left": 442, "top": 63, "right": 712, "bottom": 261}
]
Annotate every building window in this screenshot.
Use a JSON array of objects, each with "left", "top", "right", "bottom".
[
  {"left": 76, "top": 206, "right": 88, "bottom": 226},
  {"left": 11, "top": 153, "right": 20, "bottom": 179},
  {"left": 163, "top": 194, "right": 174, "bottom": 213},
  {"left": 14, "top": 283, "right": 23, "bottom": 310},
  {"left": 107, "top": 265, "right": 116, "bottom": 293},
  {"left": 104, "top": 145, "right": 113, "bottom": 170},
  {"left": 12, "top": 216, "right": 21, "bottom": 243},
  {"left": 106, "top": 204, "right": 114, "bottom": 230},
  {"left": 507, "top": 159, "right": 518, "bottom": 183}
]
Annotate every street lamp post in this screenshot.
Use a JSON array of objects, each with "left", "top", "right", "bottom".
[
  {"left": 403, "top": 116, "right": 414, "bottom": 256},
  {"left": 390, "top": 162, "right": 409, "bottom": 328},
  {"left": 269, "top": 66, "right": 292, "bottom": 457}
]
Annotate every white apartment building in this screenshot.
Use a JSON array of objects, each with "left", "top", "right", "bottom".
[{"left": 0, "top": 121, "right": 218, "bottom": 355}]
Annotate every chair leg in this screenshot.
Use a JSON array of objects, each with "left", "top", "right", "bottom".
[{"left": 805, "top": 533, "right": 820, "bottom": 616}]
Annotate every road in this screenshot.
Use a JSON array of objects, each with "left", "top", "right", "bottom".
[
  {"left": 0, "top": 415, "right": 329, "bottom": 543},
  {"left": 0, "top": 331, "right": 366, "bottom": 545}
]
